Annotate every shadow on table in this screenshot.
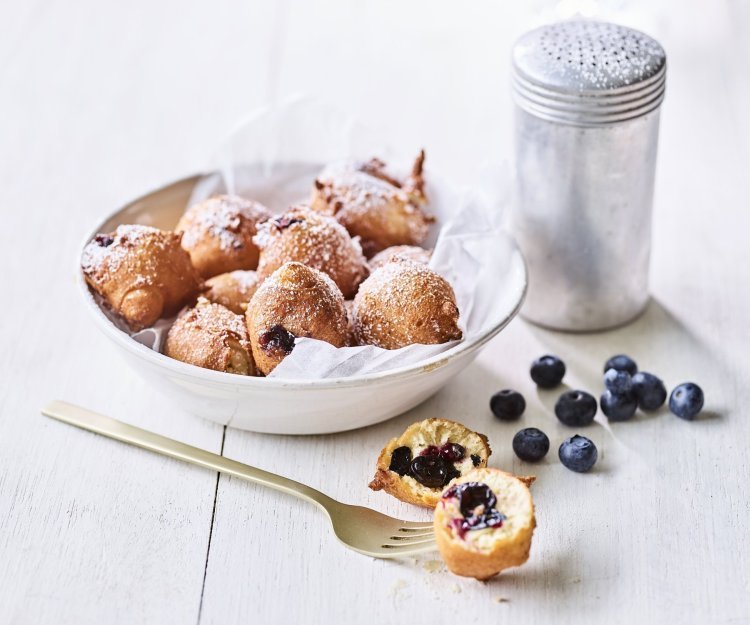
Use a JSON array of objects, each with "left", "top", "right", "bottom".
[
  {"left": 525, "top": 296, "right": 725, "bottom": 420},
  {"left": 525, "top": 297, "right": 705, "bottom": 387}
]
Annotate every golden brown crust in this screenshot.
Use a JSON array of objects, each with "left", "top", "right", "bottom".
[
  {"left": 202, "top": 270, "right": 260, "bottom": 314},
  {"left": 254, "top": 206, "right": 369, "bottom": 299},
  {"left": 368, "top": 245, "right": 431, "bottom": 271},
  {"left": 368, "top": 418, "right": 491, "bottom": 508},
  {"left": 177, "top": 195, "right": 271, "bottom": 278},
  {"left": 343, "top": 299, "right": 358, "bottom": 345},
  {"left": 310, "top": 152, "right": 434, "bottom": 257},
  {"left": 402, "top": 149, "right": 427, "bottom": 200},
  {"left": 81, "top": 225, "right": 203, "bottom": 331},
  {"left": 164, "top": 299, "right": 255, "bottom": 375},
  {"left": 245, "top": 262, "right": 351, "bottom": 375},
  {"left": 353, "top": 259, "right": 462, "bottom": 350},
  {"left": 434, "top": 468, "right": 536, "bottom": 580}
]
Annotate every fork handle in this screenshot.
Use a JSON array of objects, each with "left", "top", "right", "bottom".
[{"left": 41, "top": 400, "right": 336, "bottom": 512}]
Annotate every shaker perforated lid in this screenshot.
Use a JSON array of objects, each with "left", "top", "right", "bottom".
[{"left": 512, "top": 20, "right": 666, "bottom": 126}]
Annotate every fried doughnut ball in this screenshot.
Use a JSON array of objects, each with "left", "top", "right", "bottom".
[
  {"left": 81, "top": 225, "right": 202, "bottom": 331},
  {"left": 368, "top": 245, "right": 432, "bottom": 271},
  {"left": 353, "top": 259, "right": 462, "bottom": 349},
  {"left": 434, "top": 468, "right": 536, "bottom": 580},
  {"left": 368, "top": 418, "right": 491, "bottom": 508},
  {"left": 245, "top": 262, "right": 351, "bottom": 375},
  {"left": 254, "top": 206, "right": 368, "bottom": 299},
  {"left": 164, "top": 298, "right": 255, "bottom": 375},
  {"left": 202, "top": 270, "right": 260, "bottom": 314},
  {"left": 176, "top": 194, "right": 271, "bottom": 278},
  {"left": 310, "top": 151, "right": 435, "bottom": 257}
]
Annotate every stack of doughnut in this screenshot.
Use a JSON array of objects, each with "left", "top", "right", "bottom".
[{"left": 81, "top": 152, "right": 463, "bottom": 376}]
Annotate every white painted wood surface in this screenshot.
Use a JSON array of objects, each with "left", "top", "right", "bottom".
[{"left": 1, "top": 1, "right": 749, "bottom": 623}]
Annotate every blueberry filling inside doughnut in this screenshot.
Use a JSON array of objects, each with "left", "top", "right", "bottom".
[
  {"left": 95, "top": 234, "right": 114, "bottom": 247},
  {"left": 272, "top": 216, "right": 302, "bottom": 230},
  {"left": 443, "top": 482, "right": 506, "bottom": 537},
  {"left": 439, "top": 443, "right": 466, "bottom": 463},
  {"left": 389, "top": 446, "right": 412, "bottom": 476},
  {"left": 410, "top": 455, "right": 452, "bottom": 488},
  {"left": 258, "top": 324, "right": 296, "bottom": 354},
  {"left": 418, "top": 443, "right": 466, "bottom": 463},
  {"left": 390, "top": 442, "right": 470, "bottom": 488}
]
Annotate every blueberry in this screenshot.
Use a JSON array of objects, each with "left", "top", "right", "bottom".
[
  {"left": 530, "top": 355, "right": 566, "bottom": 388},
  {"left": 450, "top": 482, "right": 497, "bottom": 517},
  {"left": 512, "top": 427, "right": 550, "bottom": 462},
  {"left": 631, "top": 372, "right": 667, "bottom": 411},
  {"left": 555, "top": 390, "right": 597, "bottom": 426},
  {"left": 600, "top": 390, "right": 637, "bottom": 421},
  {"left": 388, "top": 446, "right": 412, "bottom": 476},
  {"left": 461, "top": 507, "right": 506, "bottom": 531},
  {"left": 490, "top": 389, "right": 526, "bottom": 421},
  {"left": 442, "top": 482, "right": 506, "bottom": 535},
  {"left": 604, "top": 368, "right": 632, "bottom": 394},
  {"left": 603, "top": 354, "right": 637, "bottom": 375},
  {"left": 418, "top": 445, "right": 440, "bottom": 457},
  {"left": 470, "top": 454, "right": 481, "bottom": 467},
  {"left": 445, "top": 464, "right": 461, "bottom": 483},
  {"left": 258, "top": 324, "right": 295, "bottom": 354},
  {"left": 439, "top": 443, "right": 466, "bottom": 463},
  {"left": 95, "top": 234, "right": 114, "bottom": 247},
  {"left": 418, "top": 443, "right": 465, "bottom": 463},
  {"left": 669, "top": 383, "right": 704, "bottom": 420},
  {"left": 559, "top": 435, "right": 598, "bottom": 473},
  {"left": 410, "top": 455, "right": 452, "bottom": 488},
  {"left": 272, "top": 216, "right": 302, "bottom": 230}
]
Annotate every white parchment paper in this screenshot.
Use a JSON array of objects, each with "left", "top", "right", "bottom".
[{"left": 120, "top": 97, "right": 514, "bottom": 380}]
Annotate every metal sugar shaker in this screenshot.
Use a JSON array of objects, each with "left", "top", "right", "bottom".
[{"left": 510, "top": 20, "right": 666, "bottom": 331}]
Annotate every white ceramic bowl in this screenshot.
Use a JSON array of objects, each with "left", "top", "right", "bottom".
[{"left": 79, "top": 172, "right": 527, "bottom": 434}]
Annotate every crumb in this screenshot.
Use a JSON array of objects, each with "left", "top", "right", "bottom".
[
  {"left": 390, "top": 579, "right": 409, "bottom": 597},
  {"left": 422, "top": 559, "right": 443, "bottom": 573},
  {"left": 494, "top": 596, "right": 510, "bottom": 603},
  {"left": 451, "top": 584, "right": 462, "bottom": 594}
]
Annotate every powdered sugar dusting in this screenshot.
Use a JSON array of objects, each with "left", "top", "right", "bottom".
[
  {"left": 178, "top": 195, "right": 270, "bottom": 252},
  {"left": 202, "top": 270, "right": 260, "bottom": 314},
  {"left": 369, "top": 245, "right": 432, "bottom": 271},
  {"left": 165, "top": 298, "right": 253, "bottom": 374},
  {"left": 310, "top": 157, "right": 434, "bottom": 256},
  {"left": 320, "top": 166, "right": 411, "bottom": 211},
  {"left": 254, "top": 206, "right": 368, "bottom": 298},
  {"left": 81, "top": 224, "right": 168, "bottom": 281},
  {"left": 262, "top": 262, "right": 347, "bottom": 332},
  {"left": 228, "top": 270, "right": 258, "bottom": 290},
  {"left": 353, "top": 259, "right": 461, "bottom": 349},
  {"left": 180, "top": 299, "right": 248, "bottom": 344},
  {"left": 249, "top": 262, "right": 351, "bottom": 354}
]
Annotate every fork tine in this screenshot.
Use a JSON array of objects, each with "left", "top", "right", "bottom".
[
  {"left": 364, "top": 543, "right": 438, "bottom": 558},
  {"left": 388, "top": 532, "right": 435, "bottom": 542},
  {"left": 382, "top": 535, "right": 436, "bottom": 547},
  {"left": 397, "top": 522, "right": 434, "bottom": 531},
  {"left": 378, "top": 542, "right": 438, "bottom": 555}
]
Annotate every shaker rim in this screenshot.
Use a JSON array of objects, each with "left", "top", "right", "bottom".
[
  {"left": 513, "top": 74, "right": 665, "bottom": 117},
  {"left": 511, "top": 20, "right": 666, "bottom": 125}
]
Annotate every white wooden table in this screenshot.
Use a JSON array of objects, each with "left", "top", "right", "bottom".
[{"left": 1, "top": 1, "right": 749, "bottom": 623}]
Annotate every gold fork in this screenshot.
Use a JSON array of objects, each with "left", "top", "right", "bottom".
[{"left": 41, "top": 401, "right": 436, "bottom": 558}]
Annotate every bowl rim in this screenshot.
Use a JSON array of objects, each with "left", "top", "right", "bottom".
[{"left": 78, "top": 173, "right": 528, "bottom": 390}]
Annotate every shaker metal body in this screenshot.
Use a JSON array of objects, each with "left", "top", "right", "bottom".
[{"left": 510, "top": 21, "right": 666, "bottom": 331}]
